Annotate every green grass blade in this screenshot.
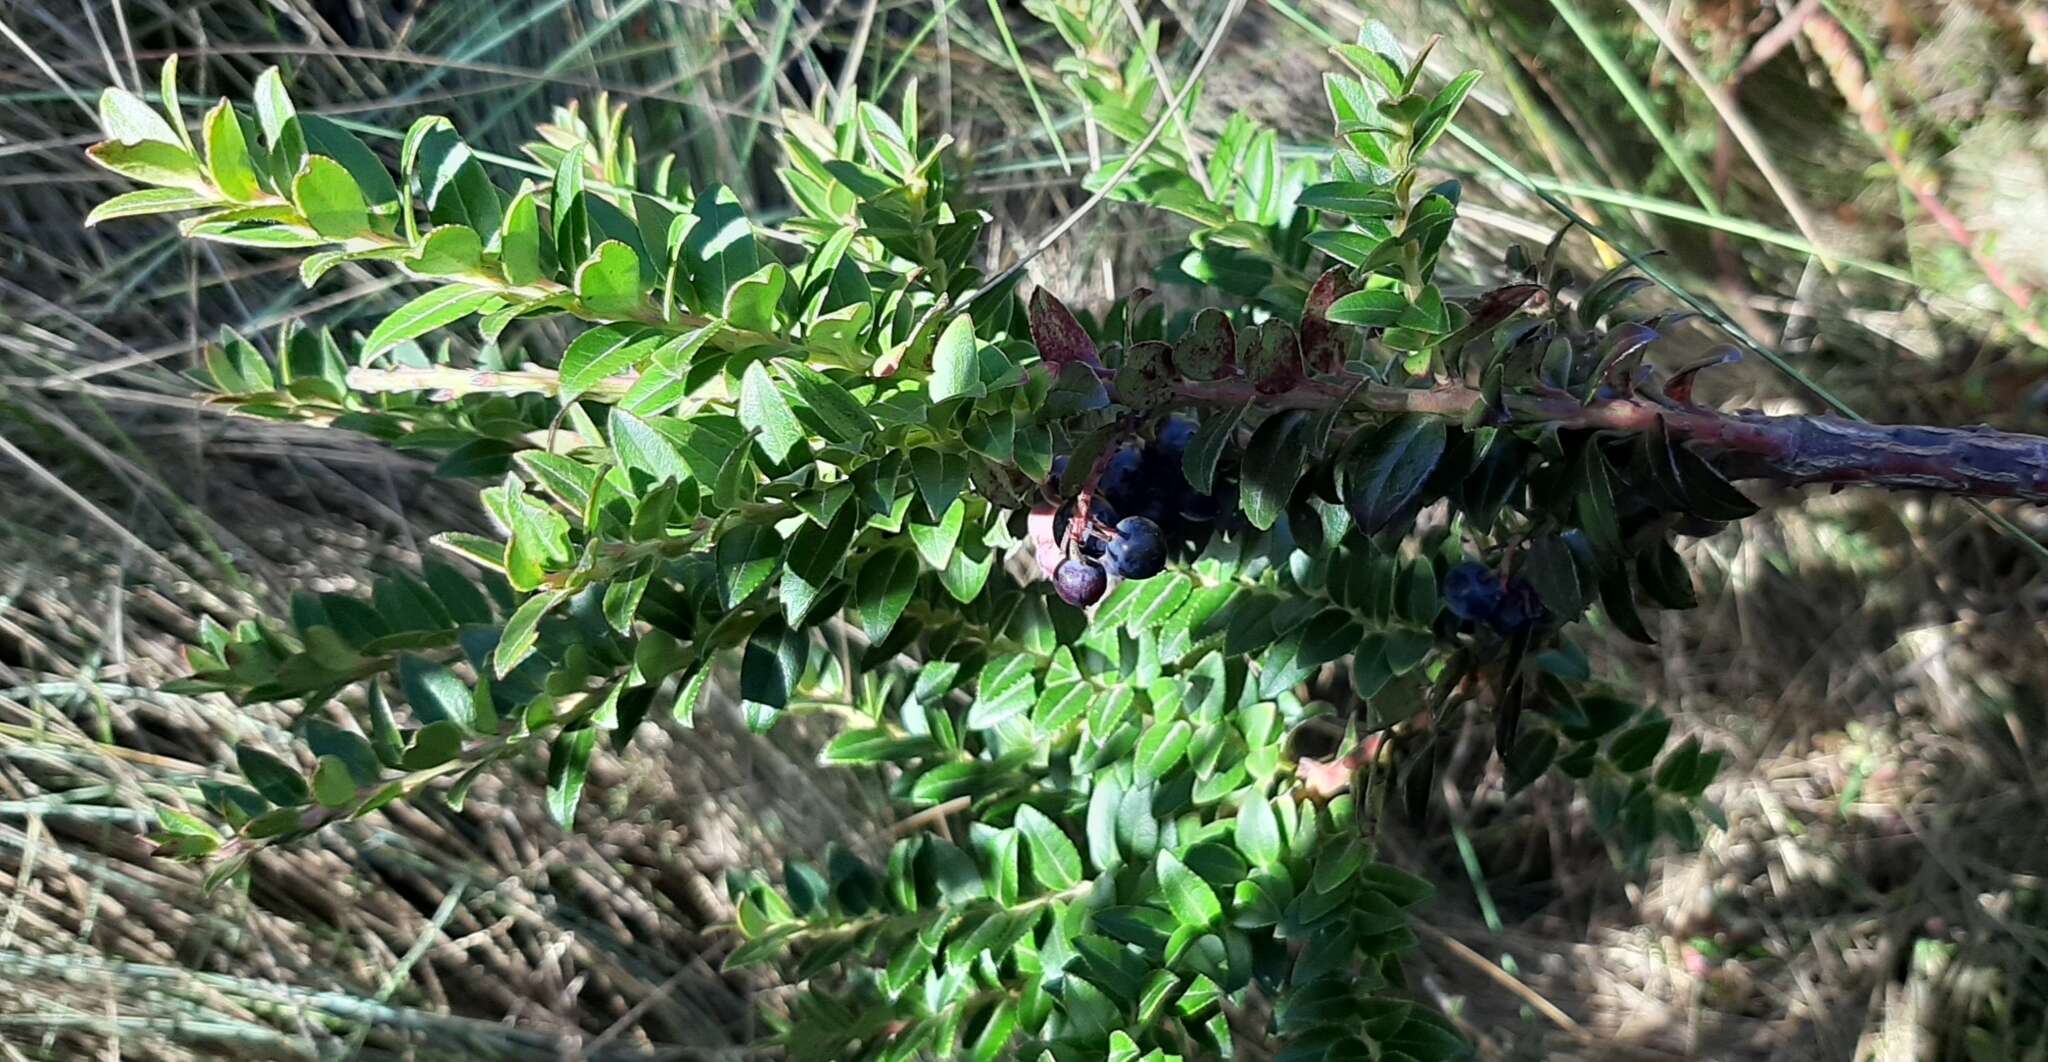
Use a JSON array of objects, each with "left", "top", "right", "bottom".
[
  {"left": 983, "top": 0, "right": 1072, "bottom": 174},
  {"left": 1546, "top": 0, "right": 1720, "bottom": 215}
]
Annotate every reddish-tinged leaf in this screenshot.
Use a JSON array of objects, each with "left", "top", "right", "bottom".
[
  {"left": 1464, "top": 283, "right": 1544, "bottom": 334},
  {"left": 1662, "top": 346, "right": 1742, "bottom": 406},
  {"left": 1028, "top": 289, "right": 1101, "bottom": 370},
  {"left": 1172, "top": 308, "right": 1235, "bottom": 380},
  {"left": 1114, "top": 340, "right": 1173, "bottom": 408},
  {"left": 1244, "top": 320, "right": 1303, "bottom": 395},
  {"left": 1593, "top": 323, "right": 1660, "bottom": 391},
  {"left": 1298, "top": 267, "right": 1359, "bottom": 374}
]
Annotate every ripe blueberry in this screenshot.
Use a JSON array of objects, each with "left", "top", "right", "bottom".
[
  {"left": 1099, "top": 446, "right": 1145, "bottom": 507},
  {"left": 1053, "top": 498, "right": 1120, "bottom": 556},
  {"left": 1105, "top": 516, "right": 1167, "bottom": 579},
  {"left": 1442, "top": 562, "right": 1505, "bottom": 623},
  {"left": 1055, "top": 558, "right": 1108, "bottom": 606},
  {"left": 1492, "top": 576, "right": 1547, "bottom": 632},
  {"left": 1156, "top": 416, "right": 1196, "bottom": 457},
  {"left": 1179, "top": 490, "right": 1221, "bottom": 523}
]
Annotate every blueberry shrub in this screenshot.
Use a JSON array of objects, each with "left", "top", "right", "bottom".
[{"left": 84, "top": 9, "right": 2048, "bottom": 1061}]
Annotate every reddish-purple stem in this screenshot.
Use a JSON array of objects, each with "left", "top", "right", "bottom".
[{"left": 1172, "top": 376, "right": 2048, "bottom": 503}]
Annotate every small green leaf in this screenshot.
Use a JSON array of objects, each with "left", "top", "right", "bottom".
[
  {"left": 909, "top": 498, "right": 965, "bottom": 570},
  {"left": 1157, "top": 850, "right": 1222, "bottom": 930},
  {"left": 775, "top": 360, "right": 874, "bottom": 445},
  {"left": 1637, "top": 539, "right": 1698, "bottom": 610},
  {"left": 1184, "top": 401, "right": 1246, "bottom": 495},
  {"left": 409, "top": 118, "right": 501, "bottom": 235},
  {"left": 1087, "top": 776, "right": 1124, "bottom": 872},
  {"left": 1415, "top": 70, "right": 1484, "bottom": 154},
  {"left": 551, "top": 144, "right": 590, "bottom": 266},
  {"left": 252, "top": 67, "right": 296, "bottom": 145},
  {"left": 715, "top": 524, "right": 783, "bottom": 608},
  {"left": 559, "top": 324, "right": 660, "bottom": 405},
  {"left": 365, "top": 683, "right": 405, "bottom": 768},
  {"left": 1574, "top": 447, "right": 1623, "bottom": 572},
  {"left": 498, "top": 182, "right": 543, "bottom": 286},
  {"left": 740, "top": 622, "right": 808, "bottom": 712},
  {"left": 1504, "top": 729, "right": 1558, "bottom": 795},
  {"left": 404, "top": 224, "right": 483, "bottom": 276},
  {"left": 99, "top": 87, "right": 181, "bottom": 146},
  {"left": 1341, "top": 415, "right": 1447, "bottom": 535},
  {"left": 673, "top": 667, "right": 713, "bottom": 727},
  {"left": 909, "top": 448, "right": 967, "bottom": 523},
  {"left": 1014, "top": 804, "right": 1084, "bottom": 890},
  {"left": 398, "top": 655, "right": 475, "bottom": 732},
  {"left": 312, "top": 756, "right": 357, "bottom": 809},
  {"left": 739, "top": 361, "right": 804, "bottom": 463},
  {"left": 929, "top": 314, "right": 982, "bottom": 403},
  {"left": 202, "top": 100, "right": 261, "bottom": 201},
  {"left": 723, "top": 263, "right": 786, "bottom": 333},
  {"left": 1297, "top": 181, "right": 1399, "bottom": 218},
  {"left": 967, "top": 653, "right": 1037, "bottom": 730},
  {"left": 298, "top": 115, "right": 397, "bottom": 207},
  {"left": 156, "top": 806, "right": 222, "bottom": 842},
  {"left": 1136, "top": 719, "right": 1193, "bottom": 782},
  {"left": 681, "top": 185, "right": 759, "bottom": 313},
  {"left": 575, "top": 240, "right": 645, "bottom": 318},
  {"left": 1325, "top": 288, "right": 1408, "bottom": 328},
  {"left": 855, "top": 548, "right": 919, "bottom": 643},
  {"left": 822, "top": 727, "right": 937, "bottom": 766},
  {"left": 236, "top": 745, "right": 310, "bottom": 807},
  {"left": 293, "top": 155, "right": 368, "bottom": 237},
  {"left": 1308, "top": 229, "right": 1386, "bottom": 270},
  {"left": 495, "top": 588, "right": 565, "bottom": 676},
  {"left": 608, "top": 409, "right": 690, "bottom": 483},
  {"left": 86, "top": 140, "right": 207, "bottom": 190},
  {"left": 361, "top": 286, "right": 500, "bottom": 360},
  {"left": 1234, "top": 793, "right": 1282, "bottom": 866},
  {"left": 1240, "top": 410, "right": 1310, "bottom": 531},
  {"left": 546, "top": 725, "right": 598, "bottom": 828},
  {"left": 1670, "top": 443, "right": 1759, "bottom": 520},
  {"left": 1608, "top": 713, "right": 1671, "bottom": 773},
  {"left": 1525, "top": 533, "right": 1585, "bottom": 620},
  {"left": 1590, "top": 563, "right": 1654, "bottom": 650},
  {"left": 301, "top": 722, "right": 380, "bottom": 791},
  {"left": 85, "top": 187, "right": 216, "bottom": 226}
]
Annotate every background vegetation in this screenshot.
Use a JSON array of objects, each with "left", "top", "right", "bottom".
[{"left": 3, "top": 0, "right": 2047, "bottom": 1057}]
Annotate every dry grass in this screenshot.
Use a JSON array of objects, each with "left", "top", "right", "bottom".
[
  {"left": 1387, "top": 489, "right": 2048, "bottom": 1060},
  {"left": 0, "top": 452, "right": 898, "bottom": 1059},
  {"left": 4, "top": 0, "right": 2048, "bottom": 1059}
]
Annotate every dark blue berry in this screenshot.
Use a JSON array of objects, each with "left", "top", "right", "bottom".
[
  {"left": 1492, "top": 576, "right": 1547, "bottom": 632},
  {"left": 1099, "top": 446, "right": 1145, "bottom": 506},
  {"left": 1055, "top": 558, "right": 1108, "bottom": 606},
  {"left": 1179, "top": 489, "right": 1220, "bottom": 524},
  {"left": 1442, "top": 562, "right": 1505, "bottom": 623},
  {"left": 1053, "top": 499, "right": 1119, "bottom": 557},
  {"left": 1105, "top": 516, "right": 1167, "bottom": 579},
  {"left": 1156, "top": 416, "right": 1196, "bottom": 457}
]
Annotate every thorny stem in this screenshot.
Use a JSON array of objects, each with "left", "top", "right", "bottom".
[
  {"left": 342, "top": 360, "right": 2048, "bottom": 505},
  {"left": 1176, "top": 376, "right": 2048, "bottom": 502}
]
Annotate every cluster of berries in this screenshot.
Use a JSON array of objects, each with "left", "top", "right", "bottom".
[
  {"left": 1033, "top": 418, "right": 1225, "bottom": 607},
  {"left": 1441, "top": 561, "right": 1548, "bottom": 634}
]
